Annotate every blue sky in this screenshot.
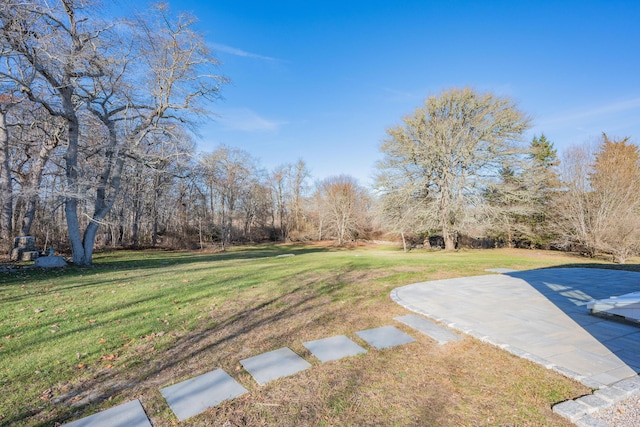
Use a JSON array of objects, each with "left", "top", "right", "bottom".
[{"left": 131, "top": 1, "right": 640, "bottom": 186}]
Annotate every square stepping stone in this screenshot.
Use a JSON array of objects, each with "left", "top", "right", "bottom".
[
  {"left": 356, "top": 325, "right": 415, "bottom": 349},
  {"left": 394, "top": 314, "right": 461, "bottom": 344},
  {"left": 303, "top": 335, "right": 367, "bottom": 362},
  {"left": 62, "top": 399, "right": 151, "bottom": 427},
  {"left": 240, "top": 347, "right": 311, "bottom": 386},
  {"left": 160, "top": 369, "right": 247, "bottom": 421}
]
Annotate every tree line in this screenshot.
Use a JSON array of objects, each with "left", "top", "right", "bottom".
[
  {"left": 376, "top": 87, "right": 640, "bottom": 263},
  {"left": 1, "top": 2, "right": 638, "bottom": 264}
]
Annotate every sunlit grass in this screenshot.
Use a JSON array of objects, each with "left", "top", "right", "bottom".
[{"left": 0, "top": 244, "right": 625, "bottom": 426}]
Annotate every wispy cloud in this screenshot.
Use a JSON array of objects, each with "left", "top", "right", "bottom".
[
  {"left": 542, "top": 97, "right": 640, "bottom": 126},
  {"left": 381, "top": 87, "right": 421, "bottom": 102},
  {"left": 217, "top": 108, "right": 286, "bottom": 132},
  {"left": 210, "top": 43, "right": 277, "bottom": 61}
]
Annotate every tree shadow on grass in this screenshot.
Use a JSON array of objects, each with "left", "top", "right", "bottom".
[
  {"left": 0, "top": 244, "right": 331, "bottom": 306},
  {"left": 537, "top": 262, "right": 640, "bottom": 273},
  {"left": 1, "top": 243, "right": 330, "bottom": 276},
  {"left": 10, "top": 269, "right": 355, "bottom": 426}
]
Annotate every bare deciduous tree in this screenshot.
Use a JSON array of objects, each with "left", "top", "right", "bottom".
[
  {"left": 374, "top": 176, "right": 424, "bottom": 252},
  {"left": 270, "top": 164, "right": 291, "bottom": 240},
  {"left": 552, "top": 135, "right": 640, "bottom": 263},
  {"left": 200, "top": 146, "right": 257, "bottom": 250},
  {"left": 269, "top": 160, "right": 310, "bottom": 241},
  {"left": 315, "top": 175, "right": 370, "bottom": 245},
  {"left": 0, "top": 0, "right": 226, "bottom": 264},
  {"left": 0, "top": 95, "right": 13, "bottom": 250},
  {"left": 589, "top": 135, "right": 640, "bottom": 263},
  {"left": 552, "top": 143, "right": 595, "bottom": 255},
  {"left": 13, "top": 104, "right": 64, "bottom": 237},
  {"left": 0, "top": 0, "right": 116, "bottom": 263},
  {"left": 377, "top": 87, "right": 530, "bottom": 250}
]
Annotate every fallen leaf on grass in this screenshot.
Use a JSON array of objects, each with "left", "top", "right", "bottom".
[
  {"left": 144, "top": 331, "right": 165, "bottom": 339},
  {"left": 100, "top": 354, "right": 118, "bottom": 361}
]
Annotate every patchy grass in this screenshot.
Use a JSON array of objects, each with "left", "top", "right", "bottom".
[{"left": 0, "top": 244, "right": 626, "bottom": 426}]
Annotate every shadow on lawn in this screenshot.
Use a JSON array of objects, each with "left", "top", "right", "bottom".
[
  {"left": 0, "top": 245, "right": 331, "bottom": 303},
  {"left": 1, "top": 244, "right": 330, "bottom": 275},
  {"left": 93, "top": 244, "right": 331, "bottom": 269},
  {"left": 538, "top": 262, "right": 640, "bottom": 273},
  {"left": 13, "top": 266, "right": 353, "bottom": 426},
  {"left": 506, "top": 265, "right": 640, "bottom": 374}
]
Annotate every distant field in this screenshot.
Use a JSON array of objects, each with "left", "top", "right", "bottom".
[{"left": 1, "top": 244, "right": 629, "bottom": 426}]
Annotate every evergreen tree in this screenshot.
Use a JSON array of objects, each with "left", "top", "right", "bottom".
[{"left": 526, "top": 134, "right": 560, "bottom": 246}]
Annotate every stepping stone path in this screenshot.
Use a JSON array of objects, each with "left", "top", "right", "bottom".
[
  {"left": 63, "top": 321, "right": 426, "bottom": 425},
  {"left": 62, "top": 399, "right": 151, "bottom": 427},
  {"left": 303, "top": 335, "right": 367, "bottom": 362},
  {"left": 394, "top": 314, "right": 461, "bottom": 344},
  {"left": 240, "top": 347, "right": 312, "bottom": 386},
  {"left": 160, "top": 369, "right": 247, "bottom": 421},
  {"left": 356, "top": 325, "right": 416, "bottom": 349}
]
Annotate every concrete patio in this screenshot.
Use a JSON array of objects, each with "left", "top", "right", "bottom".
[{"left": 392, "top": 267, "right": 640, "bottom": 387}]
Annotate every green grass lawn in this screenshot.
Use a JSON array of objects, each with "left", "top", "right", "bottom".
[{"left": 0, "top": 244, "right": 630, "bottom": 426}]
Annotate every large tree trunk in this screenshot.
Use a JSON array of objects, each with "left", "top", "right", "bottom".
[
  {"left": 20, "top": 199, "right": 37, "bottom": 238},
  {"left": 21, "top": 143, "right": 54, "bottom": 236},
  {"left": 64, "top": 108, "right": 88, "bottom": 265},
  {"left": 151, "top": 177, "right": 161, "bottom": 246},
  {"left": 131, "top": 187, "right": 141, "bottom": 247},
  {"left": 0, "top": 108, "right": 12, "bottom": 251},
  {"left": 219, "top": 198, "right": 227, "bottom": 251},
  {"left": 442, "top": 221, "right": 457, "bottom": 251},
  {"left": 130, "top": 162, "right": 143, "bottom": 247},
  {"left": 65, "top": 109, "right": 125, "bottom": 265},
  {"left": 152, "top": 216, "right": 159, "bottom": 246},
  {"left": 441, "top": 205, "right": 457, "bottom": 251},
  {"left": 443, "top": 233, "right": 456, "bottom": 251},
  {"left": 84, "top": 128, "right": 124, "bottom": 262}
]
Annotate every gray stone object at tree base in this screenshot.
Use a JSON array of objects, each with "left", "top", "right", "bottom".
[
  {"left": 14, "top": 235, "right": 35, "bottom": 248},
  {"left": 35, "top": 256, "right": 67, "bottom": 268},
  {"left": 10, "top": 235, "right": 39, "bottom": 261}
]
